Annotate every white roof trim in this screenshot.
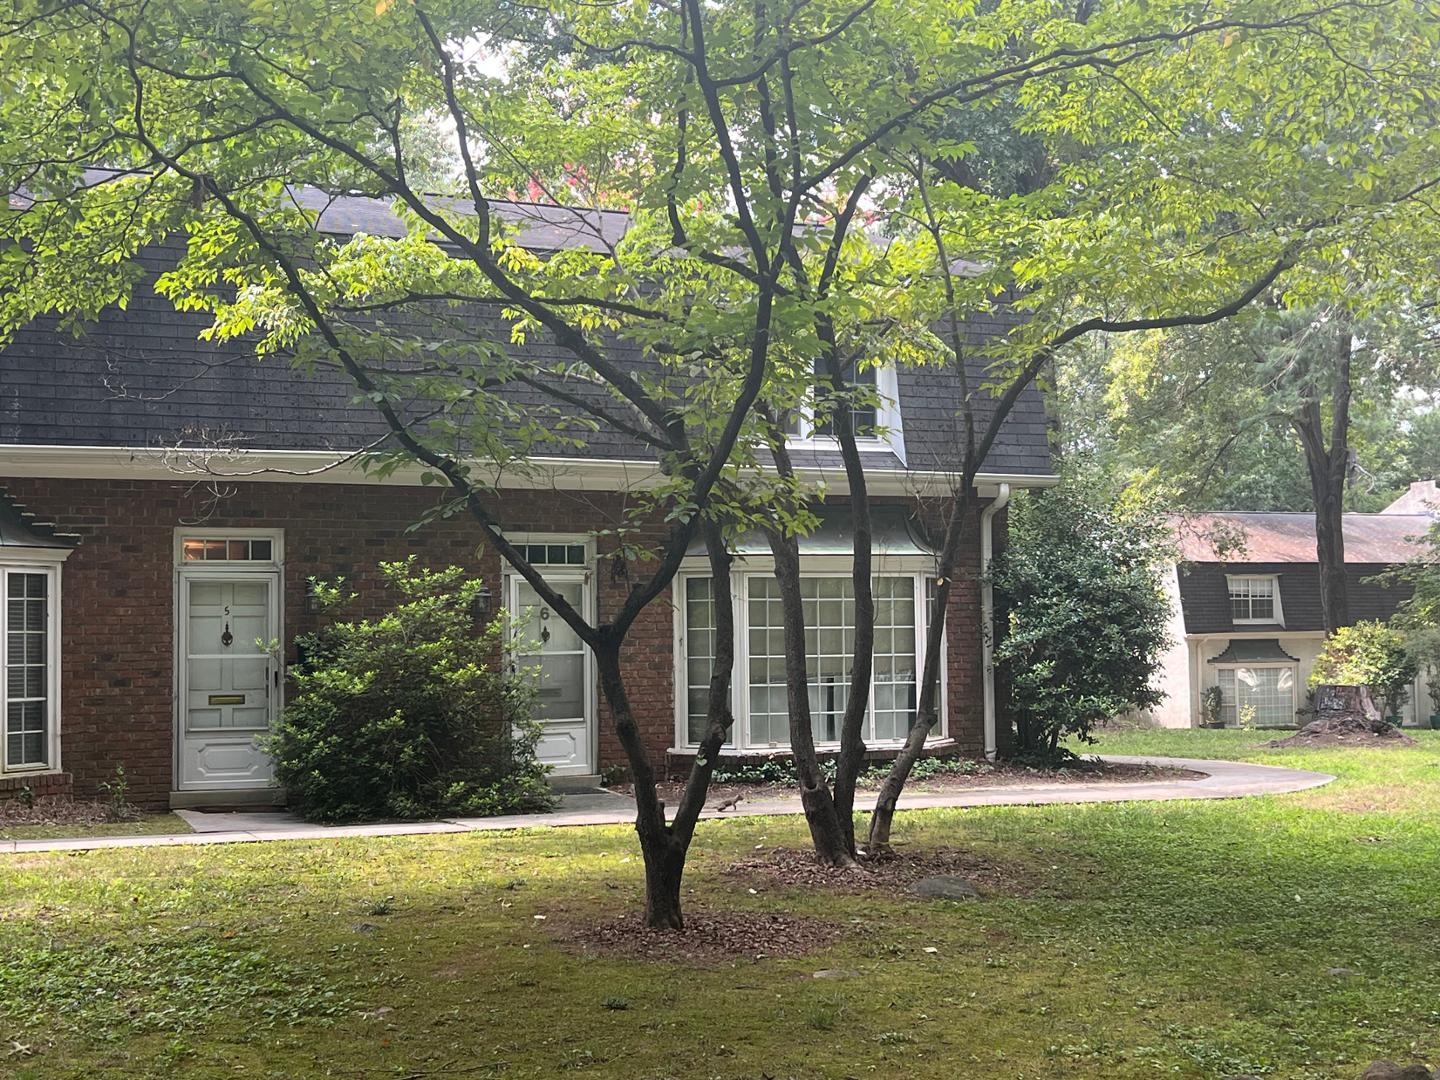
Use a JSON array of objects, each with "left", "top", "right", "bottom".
[{"left": 0, "top": 445, "right": 1058, "bottom": 497}]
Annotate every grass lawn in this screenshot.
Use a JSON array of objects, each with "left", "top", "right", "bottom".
[
  {"left": 3, "top": 731, "right": 1440, "bottom": 1079},
  {"left": 0, "top": 812, "right": 192, "bottom": 843}
]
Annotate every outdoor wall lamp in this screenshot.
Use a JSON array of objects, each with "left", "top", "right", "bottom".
[{"left": 472, "top": 584, "right": 492, "bottom": 622}]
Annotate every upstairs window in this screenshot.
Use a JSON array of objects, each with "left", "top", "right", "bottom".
[
  {"left": 785, "top": 359, "right": 893, "bottom": 444},
  {"left": 1228, "top": 575, "right": 1281, "bottom": 624}
]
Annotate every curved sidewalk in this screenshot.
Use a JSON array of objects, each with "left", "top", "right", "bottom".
[{"left": 0, "top": 755, "right": 1334, "bottom": 856}]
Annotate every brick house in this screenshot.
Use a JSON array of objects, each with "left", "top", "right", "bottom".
[
  {"left": 1145, "top": 486, "right": 1437, "bottom": 729},
  {"left": 0, "top": 197, "right": 1054, "bottom": 808}
]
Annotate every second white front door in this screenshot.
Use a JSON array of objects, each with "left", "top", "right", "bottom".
[{"left": 510, "top": 575, "right": 595, "bottom": 776}]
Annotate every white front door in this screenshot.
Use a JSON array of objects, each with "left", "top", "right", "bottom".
[
  {"left": 177, "top": 572, "right": 280, "bottom": 791},
  {"left": 510, "top": 575, "right": 595, "bottom": 776}
]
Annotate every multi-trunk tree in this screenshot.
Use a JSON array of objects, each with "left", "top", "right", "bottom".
[{"left": 3, "top": 0, "right": 1440, "bottom": 911}]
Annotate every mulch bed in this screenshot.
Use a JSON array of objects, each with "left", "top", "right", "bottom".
[
  {"left": 617, "top": 759, "right": 1202, "bottom": 807},
  {"left": 0, "top": 795, "right": 136, "bottom": 828},
  {"left": 1266, "top": 716, "right": 1418, "bottom": 749},
  {"left": 554, "top": 909, "right": 847, "bottom": 965},
  {"left": 724, "top": 846, "right": 1037, "bottom": 898}
]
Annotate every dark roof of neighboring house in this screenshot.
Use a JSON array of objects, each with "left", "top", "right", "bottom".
[
  {"left": 0, "top": 224, "right": 1054, "bottom": 477},
  {"left": 1176, "top": 561, "right": 1413, "bottom": 635},
  {"left": 10, "top": 169, "right": 632, "bottom": 254},
  {"left": 1173, "top": 511, "right": 1431, "bottom": 564}
]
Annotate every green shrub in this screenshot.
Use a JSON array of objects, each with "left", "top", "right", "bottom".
[
  {"left": 1309, "top": 620, "right": 1419, "bottom": 719},
  {"left": 991, "top": 476, "right": 1171, "bottom": 760},
  {"left": 268, "top": 559, "right": 555, "bottom": 823}
]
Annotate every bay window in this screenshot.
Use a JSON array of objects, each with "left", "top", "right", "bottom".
[
  {"left": 1216, "top": 665, "right": 1296, "bottom": 727},
  {"left": 677, "top": 568, "right": 935, "bottom": 750}
]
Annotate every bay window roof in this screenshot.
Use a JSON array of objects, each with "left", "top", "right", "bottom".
[{"left": 685, "top": 505, "right": 935, "bottom": 557}]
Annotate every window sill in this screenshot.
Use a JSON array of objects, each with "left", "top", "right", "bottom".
[{"left": 669, "top": 737, "right": 954, "bottom": 759}]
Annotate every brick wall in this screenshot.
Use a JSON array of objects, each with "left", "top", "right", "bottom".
[{"left": 1, "top": 477, "right": 989, "bottom": 806}]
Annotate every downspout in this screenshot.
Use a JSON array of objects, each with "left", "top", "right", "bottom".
[{"left": 980, "top": 484, "right": 1011, "bottom": 760}]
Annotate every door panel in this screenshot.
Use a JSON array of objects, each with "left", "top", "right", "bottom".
[
  {"left": 512, "top": 577, "right": 593, "bottom": 775},
  {"left": 178, "top": 573, "right": 279, "bottom": 791}
]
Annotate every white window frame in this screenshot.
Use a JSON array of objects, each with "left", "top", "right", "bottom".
[
  {"left": 672, "top": 554, "right": 944, "bottom": 752},
  {"left": 785, "top": 364, "right": 906, "bottom": 462},
  {"left": 0, "top": 558, "right": 65, "bottom": 776},
  {"left": 1213, "top": 661, "right": 1299, "bottom": 727},
  {"left": 1227, "top": 574, "right": 1283, "bottom": 626}
]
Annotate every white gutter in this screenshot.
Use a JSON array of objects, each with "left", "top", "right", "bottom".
[
  {"left": 0, "top": 444, "right": 1058, "bottom": 497},
  {"left": 980, "top": 483, "right": 1011, "bottom": 759}
]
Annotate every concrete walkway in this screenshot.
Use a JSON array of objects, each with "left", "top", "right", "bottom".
[{"left": 0, "top": 755, "right": 1333, "bottom": 856}]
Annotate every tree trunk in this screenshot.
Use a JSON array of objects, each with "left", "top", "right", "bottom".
[
  {"left": 1291, "top": 320, "right": 1354, "bottom": 633},
  {"left": 765, "top": 528, "right": 857, "bottom": 867},
  {"left": 868, "top": 493, "right": 974, "bottom": 852},
  {"left": 593, "top": 640, "right": 690, "bottom": 928},
  {"left": 822, "top": 352, "right": 874, "bottom": 857}
]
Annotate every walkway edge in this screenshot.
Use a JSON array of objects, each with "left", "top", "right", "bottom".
[{"left": 2, "top": 754, "right": 1334, "bottom": 856}]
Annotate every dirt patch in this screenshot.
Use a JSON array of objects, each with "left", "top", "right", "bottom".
[
  {"left": 0, "top": 794, "right": 135, "bottom": 828},
  {"left": 617, "top": 759, "right": 1203, "bottom": 807},
  {"left": 1266, "top": 716, "right": 1417, "bottom": 749},
  {"left": 724, "top": 846, "right": 1038, "bottom": 897},
  {"left": 554, "top": 909, "right": 847, "bottom": 965}
]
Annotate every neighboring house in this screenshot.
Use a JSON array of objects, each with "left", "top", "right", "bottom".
[
  {"left": 0, "top": 194, "right": 1055, "bottom": 808},
  {"left": 1147, "top": 482, "right": 1437, "bottom": 729}
]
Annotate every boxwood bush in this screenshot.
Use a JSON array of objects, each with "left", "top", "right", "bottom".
[{"left": 269, "top": 559, "right": 555, "bottom": 823}]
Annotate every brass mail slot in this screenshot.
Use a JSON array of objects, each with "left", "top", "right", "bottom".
[{"left": 208, "top": 694, "right": 246, "bottom": 706}]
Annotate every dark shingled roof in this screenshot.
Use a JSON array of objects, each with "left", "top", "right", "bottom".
[
  {"left": 0, "top": 192, "right": 1054, "bottom": 478},
  {"left": 1177, "top": 562, "right": 1413, "bottom": 636}
]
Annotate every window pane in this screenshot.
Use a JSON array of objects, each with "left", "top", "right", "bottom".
[
  {"left": 812, "top": 358, "right": 879, "bottom": 436},
  {"left": 5, "top": 573, "right": 49, "bottom": 768},
  {"left": 742, "top": 575, "right": 918, "bottom": 748},
  {"left": 250, "top": 539, "right": 273, "bottom": 561},
  {"left": 684, "top": 578, "right": 721, "bottom": 745},
  {"left": 1217, "top": 665, "right": 1294, "bottom": 727}
]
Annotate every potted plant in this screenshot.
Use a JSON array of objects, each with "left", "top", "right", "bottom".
[{"left": 1200, "top": 685, "right": 1225, "bottom": 728}]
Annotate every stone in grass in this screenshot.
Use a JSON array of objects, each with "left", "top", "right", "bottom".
[
  {"left": 812, "top": 969, "right": 861, "bottom": 980},
  {"left": 910, "top": 875, "right": 981, "bottom": 900},
  {"left": 1360, "top": 1063, "right": 1437, "bottom": 1080}
]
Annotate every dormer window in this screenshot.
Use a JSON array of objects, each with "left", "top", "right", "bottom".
[
  {"left": 1228, "top": 574, "right": 1282, "bottom": 625},
  {"left": 785, "top": 359, "right": 902, "bottom": 456}
]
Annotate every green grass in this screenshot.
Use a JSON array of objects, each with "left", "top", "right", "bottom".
[
  {"left": 0, "top": 812, "right": 192, "bottom": 842},
  {"left": 3, "top": 732, "right": 1440, "bottom": 1078}
]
